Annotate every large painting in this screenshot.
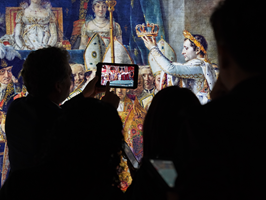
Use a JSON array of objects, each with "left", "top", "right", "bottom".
[{"left": 0, "top": 0, "right": 220, "bottom": 190}]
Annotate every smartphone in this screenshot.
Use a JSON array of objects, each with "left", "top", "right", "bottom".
[
  {"left": 96, "top": 62, "right": 139, "bottom": 89},
  {"left": 122, "top": 141, "right": 140, "bottom": 169},
  {"left": 149, "top": 159, "right": 178, "bottom": 188}
]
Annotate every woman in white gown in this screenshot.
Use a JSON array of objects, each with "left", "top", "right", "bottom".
[
  {"left": 1, "top": 0, "right": 58, "bottom": 50},
  {"left": 79, "top": 0, "right": 122, "bottom": 49}
]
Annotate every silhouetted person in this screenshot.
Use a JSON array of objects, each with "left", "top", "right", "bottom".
[
  {"left": 0, "top": 95, "right": 124, "bottom": 199},
  {"left": 126, "top": 86, "right": 200, "bottom": 200},
  {"left": 4, "top": 47, "right": 118, "bottom": 172},
  {"left": 143, "top": 86, "right": 200, "bottom": 159},
  {"left": 174, "top": 0, "right": 266, "bottom": 199},
  {"left": 0, "top": 47, "right": 121, "bottom": 199}
]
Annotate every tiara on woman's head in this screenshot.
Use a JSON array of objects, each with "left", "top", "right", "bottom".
[{"left": 92, "top": 0, "right": 106, "bottom": 5}]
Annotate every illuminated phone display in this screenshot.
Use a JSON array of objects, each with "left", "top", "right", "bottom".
[
  {"left": 96, "top": 63, "right": 139, "bottom": 89},
  {"left": 150, "top": 159, "right": 178, "bottom": 188}
]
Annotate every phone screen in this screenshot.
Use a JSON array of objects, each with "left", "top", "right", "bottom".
[
  {"left": 100, "top": 64, "right": 135, "bottom": 87},
  {"left": 123, "top": 142, "right": 140, "bottom": 169},
  {"left": 150, "top": 159, "right": 178, "bottom": 188}
]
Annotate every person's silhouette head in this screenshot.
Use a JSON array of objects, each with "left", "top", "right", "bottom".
[
  {"left": 210, "top": 0, "right": 265, "bottom": 90},
  {"left": 22, "top": 47, "right": 72, "bottom": 104}
]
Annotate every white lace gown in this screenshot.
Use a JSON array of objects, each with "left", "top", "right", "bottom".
[
  {"left": 80, "top": 20, "right": 122, "bottom": 48},
  {"left": 14, "top": 9, "right": 58, "bottom": 50}
]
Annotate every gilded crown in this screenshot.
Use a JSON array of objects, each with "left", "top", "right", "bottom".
[
  {"left": 135, "top": 22, "right": 159, "bottom": 37},
  {"left": 0, "top": 59, "right": 8, "bottom": 68}
]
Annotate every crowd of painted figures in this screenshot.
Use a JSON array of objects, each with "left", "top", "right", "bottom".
[
  {"left": 0, "top": 0, "right": 218, "bottom": 191},
  {"left": 0, "top": 0, "right": 122, "bottom": 51}
]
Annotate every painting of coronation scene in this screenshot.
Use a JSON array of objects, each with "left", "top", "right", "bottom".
[{"left": 0, "top": 0, "right": 219, "bottom": 190}]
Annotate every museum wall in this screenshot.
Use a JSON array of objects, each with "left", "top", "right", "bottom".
[{"left": 161, "top": 0, "right": 185, "bottom": 63}]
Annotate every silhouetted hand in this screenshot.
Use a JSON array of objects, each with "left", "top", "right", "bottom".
[
  {"left": 82, "top": 76, "right": 106, "bottom": 98},
  {"left": 141, "top": 36, "right": 157, "bottom": 50},
  {"left": 101, "top": 82, "right": 120, "bottom": 109}
]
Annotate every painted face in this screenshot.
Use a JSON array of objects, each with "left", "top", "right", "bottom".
[
  {"left": 71, "top": 64, "right": 85, "bottom": 88},
  {"left": 93, "top": 2, "right": 107, "bottom": 18},
  {"left": 155, "top": 74, "right": 161, "bottom": 91},
  {"left": 0, "top": 66, "right": 13, "bottom": 85},
  {"left": 182, "top": 39, "right": 197, "bottom": 61},
  {"left": 116, "top": 88, "right": 127, "bottom": 101},
  {"left": 141, "top": 68, "right": 154, "bottom": 90}
]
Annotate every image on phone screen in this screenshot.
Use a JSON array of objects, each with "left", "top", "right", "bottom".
[
  {"left": 150, "top": 159, "right": 178, "bottom": 188},
  {"left": 100, "top": 64, "right": 135, "bottom": 87}
]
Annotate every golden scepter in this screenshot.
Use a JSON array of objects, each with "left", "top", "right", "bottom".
[{"left": 106, "top": 0, "right": 117, "bottom": 63}]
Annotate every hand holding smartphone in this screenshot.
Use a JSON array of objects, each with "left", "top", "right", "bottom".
[
  {"left": 82, "top": 76, "right": 105, "bottom": 98},
  {"left": 101, "top": 81, "right": 120, "bottom": 108},
  {"left": 96, "top": 62, "right": 139, "bottom": 89}
]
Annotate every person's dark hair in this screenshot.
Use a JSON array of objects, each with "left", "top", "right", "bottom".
[
  {"left": 143, "top": 86, "right": 200, "bottom": 159},
  {"left": 210, "top": 0, "right": 265, "bottom": 72},
  {"left": 184, "top": 34, "right": 208, "bottom": 56},
  {"left": 21, "top": 47, "right": 70, "bottom": 96}
]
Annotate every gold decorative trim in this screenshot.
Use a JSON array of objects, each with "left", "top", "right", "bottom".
[
  {"left": 67, "top": 88, "right": 83, "bottom": 100},
  {"left": 79, "top": 0, "right": 90, "bottom": 20},
  {"left": 91, "top": 51, "right": 97, "bottom": 58},
  {"left": 183, "top": 30, "right": 206, "bottom": 54},
  {"left": 140, "top": 93, "right": 154, "bottom": 103},
  {"left": 54, "top": 8, "right": 64, "bottom": 41},
  {"left": 140, "top": 94, "right": 154, "bottom": 108},
  {"left": 176, "top": 73, "right": 204, "bottom": 79},
  {"left": 0, "top": 59, "right": 8, "bottom": 68},
  {"left": 1, "top": 82, "right": 15, "bottom": 110},
  {"left": 106, "top": 0, "right": 117, "bottom": 12}
]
